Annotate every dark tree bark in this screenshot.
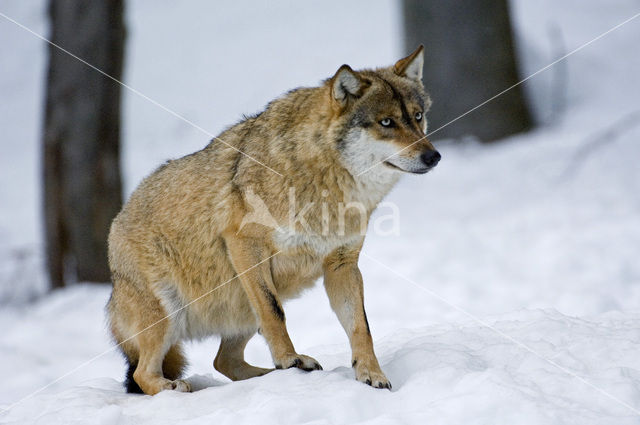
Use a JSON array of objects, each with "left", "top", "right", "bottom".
[
  {"left": 43, "top": 0, "right": 125, "bottom": 287},
  {"left": 402, "top": 0, "right": 531, "bottom": 142}
]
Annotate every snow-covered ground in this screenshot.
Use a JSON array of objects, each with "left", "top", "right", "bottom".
[
  {"left": 1, "top": 0, "right": 640, "bottom": 424},
  {"left": 3, "top": 286, "right": 640, "bottom": 424}
]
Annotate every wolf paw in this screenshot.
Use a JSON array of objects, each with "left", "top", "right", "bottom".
[
  {"left": 169, "top": 379, "right": 191, "bottom": 392},
  {"left": 353, "top": 360, "right": 391, "bottom": 390},
  {"left": 275, "top": 353, "right": 323, "bottom": 371},
  {"left": 135, "top": 374, "right": 192, "bottom": 395}
]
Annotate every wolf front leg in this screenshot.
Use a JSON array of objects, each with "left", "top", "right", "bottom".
[
  {"left": 222, "top": 233, "right": 322, "bottom": 372},
  {"left": 323, "top": 247, "right": 391, "bottom": 389}
]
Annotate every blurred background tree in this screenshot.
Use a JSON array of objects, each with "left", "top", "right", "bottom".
[
  {"left": 402, "top": 0, "right": 532, "bottom": 142},
  {"left": 42, "top": 0, "right": 125, "bottom": 288}
]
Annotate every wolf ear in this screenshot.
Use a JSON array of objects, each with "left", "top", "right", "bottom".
[
  {"left": 331, "top": 65, "right": 368, "bottom": 106},
  {"left": 394, "top": 45, "right": 424, "bottom": 82}
]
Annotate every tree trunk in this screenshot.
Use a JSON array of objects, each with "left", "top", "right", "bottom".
[
  {"left": 402, "top": 0, "right": 531, "bottom": 142},
  {"left": 43, "top": 0, "right": 125, "bottom": 287}
]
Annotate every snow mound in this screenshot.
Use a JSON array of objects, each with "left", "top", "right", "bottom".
[{"left": 1, "top": 286, "right": 640, "bottom": 424}]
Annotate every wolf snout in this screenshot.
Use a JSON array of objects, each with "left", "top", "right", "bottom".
[{"left": 420, "top": 150, "right": 441, "bottom": 168}]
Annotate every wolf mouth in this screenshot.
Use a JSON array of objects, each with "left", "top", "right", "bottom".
[
  {"left": 383, "top": 161, "right": 403, "bottom": 171},
  {"left": 383, "top": 161, "right": 430, "bottom": 174}
]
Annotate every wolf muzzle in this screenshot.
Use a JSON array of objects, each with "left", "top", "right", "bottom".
[{"left": 420, "top": 150, "right": 441, "bottom": 169}]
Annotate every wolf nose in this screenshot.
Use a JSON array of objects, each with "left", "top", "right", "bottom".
[{"left": 420, "top": 150, "right": 441, "bottom": 168}]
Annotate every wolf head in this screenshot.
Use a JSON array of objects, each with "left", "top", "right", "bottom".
[{"left": 330, "top": 46, "right": 440, "bottom": 176}]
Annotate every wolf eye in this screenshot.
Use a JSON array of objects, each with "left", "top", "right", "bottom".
[
  {"left": 415, "top": 112, "right": 423, "bottom": 121},
  {"left": 379, "top": 118, "right": 394, "bottom": 127}
]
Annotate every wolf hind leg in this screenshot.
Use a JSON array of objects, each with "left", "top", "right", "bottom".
[
  {"left": 114, "top": 328, "right": 189, "bottom": 394},
  {"left": 214, "top": 333, "right": 273, "bottom": 381},
  {"left": 120, "top": 340, "right": 186, "bottom": 394},
  {"left": 109, "top": 276, "right": 190, "bottom": 395},
  {"left": 132, "top": 323, "right": 191, "bottom": 395},
  {"left": 163, "top": 343, "right": 187, "bottom": 381}
]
